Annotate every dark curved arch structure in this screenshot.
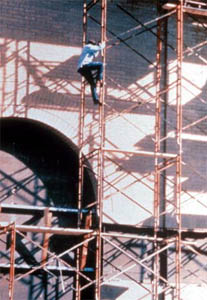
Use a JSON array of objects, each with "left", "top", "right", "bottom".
[{"left": 0, "top": 116, "right": 97, "bottom": 299}]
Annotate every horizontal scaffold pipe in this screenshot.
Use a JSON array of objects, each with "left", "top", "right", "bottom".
[
  {"left": 0, "top": 222, "right": 94, "bottom": 236},
  {"left": 0, "top": 204, "right": 89, "bottom": 215},
  {"left": 0, "top": 263, "right": 94, "bottom": 273},
  {"left": 101, "top": 148, "right": 177, "bottom": 159},
  {"left": 183, "top": 6, "right": 207, "bottom": 16},
  {"left": 163, "top": 1, "right": 207, "bottom": 16},
  {"left": 102, "top": 232, "right": 164, "bottom": 242}
]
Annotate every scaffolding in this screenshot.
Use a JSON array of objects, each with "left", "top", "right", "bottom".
[
  {"left": 0, "top": 0, "right": 207, "bottom": 299},
  {"left": 77, "top": 0, "right": 207, "bottom": 299}
]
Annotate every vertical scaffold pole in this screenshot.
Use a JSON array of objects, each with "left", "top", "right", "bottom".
[
  {"left": 154, "top": 3, "right": 170, "bottom": 299},
  {"left": 9, "top": 224, "right": 16, "bottom": 300},
  {"left": 153, "top": 12, "right": 162, "bottom": 299},
  {"left": 95, "top": 0, "right": 107, "bottom": 299},
  {"left": 76, "top": 1, "right": 88, "bottom": 299},
  {"left": 41, "top": 208, "right": 52, "bottom": 298},
  {"left": 175, "top": 1, "right": 183, "bottom": 300},
  {"left": 78, "top": 0, "right": 87, "bottom": 229}
]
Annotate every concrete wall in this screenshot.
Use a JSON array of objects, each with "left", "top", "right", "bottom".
[{"left": 0, "top": 0, "right": 207, "bottom": 299}]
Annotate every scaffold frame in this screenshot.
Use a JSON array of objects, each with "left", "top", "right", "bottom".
[{"left": 0, "top": 1, "right": 207, "bottom": 299}]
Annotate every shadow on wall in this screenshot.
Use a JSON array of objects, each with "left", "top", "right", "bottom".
[
  {"left": 0, "top": 117, "right": 97, "bottom": 212},
  {"left": 20, "top": 55, "right": 82, "bottom": 108},
  {"left": 121, "top": 79, "right": 207, "bottom": 194},
  {"left": 0, "top": 116, "right": 97, "bottom": 299},
  {"left": 101, "top": 285, "right": 128, "bottom": 300},
  {"left": 0, "top": 0, "right": 159, "bottom": 110},
  {"left": 1, "top": 0, "right": 207, "bottom": 209},
  {"left": 142, "top": 213, "right": 207, "bottom": 229}
]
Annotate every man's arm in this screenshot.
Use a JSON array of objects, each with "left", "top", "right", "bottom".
[
  {"left": 90, "top": 41, "right": 106, "bottom": 52},
  {"left": 98, "top": 41, "right": 106, "bottom": 50}
]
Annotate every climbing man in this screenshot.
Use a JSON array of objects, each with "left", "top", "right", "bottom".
[{"left": 77, "top": 40, "right": 106, "bottom": 105}]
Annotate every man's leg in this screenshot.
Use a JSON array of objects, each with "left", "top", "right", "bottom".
[
  {"left": 87, "top": 62, "right": 103, "bottom": 82},
  {"left": 78, "top": 67, "right": 99, "bottom": 103}
]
